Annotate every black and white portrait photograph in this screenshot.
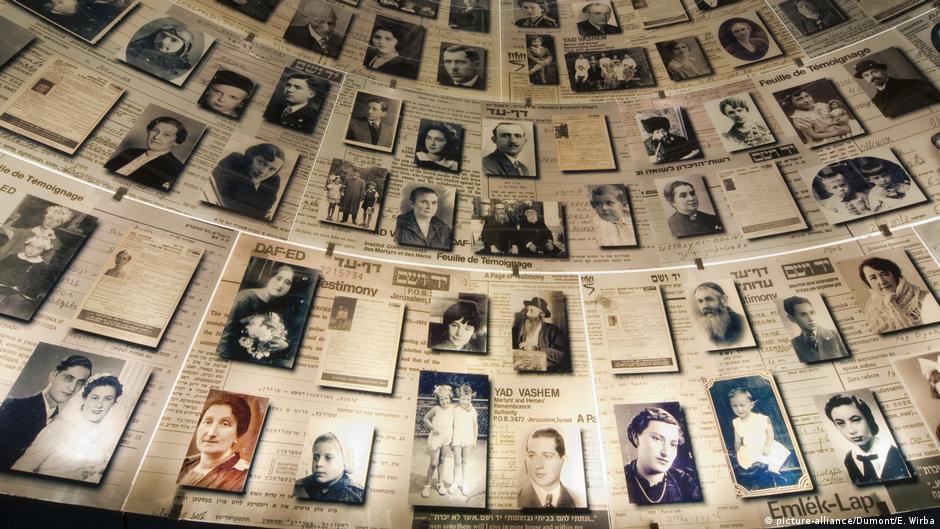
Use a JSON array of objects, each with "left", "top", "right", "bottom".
[
  {"left": 437, "top": 43, "right": 486, "bottom": 90},
  {"left": 713, "top": 13, "right": 782, "bottom": 67},
  {"left": 414, "top": 119, "right": 463, "bottom": 172},
  {"left": 514, "top": 0, "right": 559, "bottom": 28},
  {"left": 686, "top": 279, "right": 756, "bottom": 351},
  {"left": 197, "top": 68, "right": 256, "bottom": 119},
  {"left": 0, "top": 342, "right": 151, "bottom": 483},
  {"left": 319, "top": 157, "right": 390, "bottom": 231},
  {"left": 409, "top": 370, "right": 489, "bottom": 508},
  {"left": 394, "top": 183, "right": 456, "bottom": 251},
  {"left": 613, "top": 402, "right": 703, "bottom": 505},
  {"left": 427, "top": 292, "right": 487, "bottom": 353},
  {"left": 377, "top": 0, "right": 439, "bottom": 18},
  {"left": 262, "top": 66, "right": 331, "bottom": 134},
  {"left": 586, "top": 184, "right": 636, "bottom": 248},
  {"left": 481, "top": 119, "right": 537, "bottom": 177},
  {"left": 704, "top": 372, "right": 812, "bottom": 497},
  {"left": 772, "top": 79, "right": 865, "bottom": 148},
  {"left": 526, "top": 34, "right": 558, "bottom": 85},
  {"left": 801, "top": 147, "right": 926, "bottom": 225},
  {"left": 15, "top": 0, "right": 136, "bottom": 44},
  {"left": 202, "top": 133, "right": 300, "bottom": 221},
  {"left": 119, "top": 16, "right": 214, "bottom": 86},
  {"left": 565, "top": 48, "right": 654, "bottom": 92},
  {"left": 471, "top": 199, "right": 568, "bottom": 258},
  {"left": 845, "top": 47, "right": 940, "bottom": 119},
  {"left": 176, "top": 389, "right": 269, "bottom": 492},
  {"left": 294, "top": 418, "right": 373, "bottom": 504},
  {"left": 774, "top": 292, "right": 849, "bottom": 363},
  {"left": 515, "top": 424, "right": 587, "bottom": 508},
  {"left": 704, "top": 92, "right": 775, "bottom": 153},
  {"left": 835, "top": 249, "right": 940, "bottom": 335},
  {"left": 635, "top": 107, "right": 702, "bottom": 165},
  {"left": 655, "top": 174, "right": 723, "bottom": 239},
  {"left": 510, "top": 291, "right": 570, "bottom": 373},
  {"left": 815, "top": 389, "right": 912, "bottom": 486},
  {"left": 216, "top": 256, "right": 319, "bottom": 368},
  {"left": 217, "top": 0, "right": 281, "bottom": 21},
  {"left": 655, "top": 37, "right": 711, "bottom": 82},
  {"left": 0, "top": 195, "right": 97, "bottom": 321},
  {"left": 893, "top": 351, "right": 940, "bottom": 453},
  {"left": 363, "top": 15, "right": 426, "bottom": 79},
  {"left": 449, "top": 0, "right": 489, "bottom": 33},
  {"left": 328, "top": 296, "right": 355, "bottom": 331},
  {"left": 344, "top": 90, "right": 402, "bottom": 153},
  {"left": 104, "top": 104, "right": 207, "bottom": 191},
  {"left": 778, "top": 0, "right": 846, "bottom": 36},
  {"left": 0, "top": 16, "right": 34, "bottom": 67},
  {"left": 283, "top": 0, "right": 353, "bottom": 59},
  {"left": 573, "top": 1, "right": 621, "bottom": 36}
]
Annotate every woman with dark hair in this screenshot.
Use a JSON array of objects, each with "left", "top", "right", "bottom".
[
  {"left": 363, "top": 23, "right": 415, "bottom": 78},
  {"left": 124, "top": 20, "right": 199, "bottom": 81},
  {"left": 177, "top": 392, "right": 254, "bottom": 491},
  {"left": 211, "top": 143, "right": 287, "bottom": 219},
  {"left": 721, "top": 19, "right": 769, "bottom": 61},
  {"left": 415, "top": 122, "right": 460, "bottom": 172},
  {"left": 105, "top": 116, "right": 188, "bottom": 190},
  {"left": 857, "top": 257, "right": 932, "bottom": 333},
  {"left": 663, "top": 180, "right": 722, "bottom": 238},
  {"left": 104, "top": 250, "right": 131, "bottom": 279},
  {"left": 823, "top": 394, "right": 909, "bottom": 485},
  {"left": 623, "top": 407, "right": 701, "bottom": 504},
  {"left": 13, "top": 374, "right": 124, "bottom": 482},
  {"left": 431, "top": 300, "right": 484, "bottom": 352}
]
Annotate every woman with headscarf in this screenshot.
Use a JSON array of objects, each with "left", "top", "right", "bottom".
[{"left": 177, "top": 392, "right": 254, "bottom": 491}]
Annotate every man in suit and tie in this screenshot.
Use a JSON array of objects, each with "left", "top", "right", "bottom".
[
  {"left": 283, "top": 1, "right": 346, "bottom": 58},
  {"left": 517, "top": 427, "right": 585, "bottom": 508},
  {"left": 783, "top": 296, "right": 849, "bottom": 363},
  {"left": 263, "top": 73, "right": 323, "bottom": 133},
  {"left": 438, "top": 45, "right": 485, "bottom": 90},
  {"left": 576, "top": 2, "right": 621, "bottom": 37},
  {"left": 345, "top": 98, "right": 395, "bottom": 150},
  {"left": 483, "top": 122, "right": 531, "bottom": 176},
  {"left": 0, "top": 354, "right": 92, "bottom": 469}
]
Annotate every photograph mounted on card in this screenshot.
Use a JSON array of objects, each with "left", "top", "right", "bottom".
[
  {"left": 602, "top": 286, "right": 677, "bottom": 374},
  {"left": 449, "top": 0, "right": 490, "bottom": 33},
  {"left": 776, "top": 0, "right": 846, "bottom": 37},
  {"left": 177, "top": 389, "right": 269, "bottom": 492},
  {"left": 470, "top": 199, "right": 568, "bottom": 258},
  {"left": 0, "top": 195, "right": 97, "bottom": 321},
  {"left": 284, "top": 0, "right": 354, "bottom": 58},
  {"left": 363, "top": 15, "right": 426, "bottom": 79},
  {"left": 526, "top": 35, "right": 558, "bottom": 85},
  {"left": 632, "top": 0, "right": 688, "bottom": 30},
  {"left": 845, "top": 47, "right": 940, "bottom": 119},
  {"left": 197, "top": 68, "right": 256, "bottom": 120},
  {"left": 711, "top": 12, "right": 783, "bottom": 67},
  {"left": 481, "top": 119, "right": 537, "bottom": 177},
  {"left": 437, "top": 43, "right": 486, "bottom": 90},
  {"left": 573, "top": 1, "right": 622, "bottom": 35},
  {"left": 586, "top": 184, "right": 636, "bottom": 248},
  {"left": 203, "top": 133, "right": 300, "bottom": 221},
  {"left": 294, "top": 418, "right": 373, "bottom": 504},
  {"left": 704, "top": 92, "right": 775, "bottom": 153},
  {"left": 635, "top": 107, "right": 702, "bottom": 165},
  {"left": 774, "top": 292, "right": 849, "bottom": 363},
  {"left": 14, "top": 0, "right": 136, "bottom": 44},
  {"left": 718, "top": 163, "right": 806, "bottom": 239},
  {"left": 414, "top": 119, "right": 463, "bottom": 173},
  {"left": 218, "top": 0, "right": 282, "bottom": 21},
  {"left": 515, "top": 423, "right": 587, "bottom": 508},
  {"left": 656, "top": 36, "right": 711, "bottom": 82},
  {"left": 552, "top": 114, "right": 615, "bottom": 172},
  {"left": 892, "top": 351, "right": 940, "bottom": 452},
  {"left": 427, "top": 292, "right": 487, "bottom": 353},
  {"left": 263, "top": 66, "right": 332, "bottom": 134},
  {"left": 319, "top": 157, "right": 390, "bottom": 232},
  {"left": 0, "top": 58, "right": 124, "bottom": 155},
  {"left": 119, "top": 16, "right": 215, "bottom": 86},
  {"left": 772, "top": 78, "right": 864, "bottom": 148},
  {"left": 800, "top": 147, "right": 925, "bottom": 226},
  {"left": 565, "top": 48, "right": 655, "bottom": 92},
  {"left": 687, "top": 279, "right": 756, "bottom": 351},
  {"left": 0, "top": 343, "right": 152, "bottom": 483},
  {"left": 513, "top": 0, "right": 559, "bottom": 28},
  {"left": 510, "top": 291, "right": 570, "bottom": 373},
  {"left": 836, "top": 249, "right": 940, "bottom": 335},
  {"left": 394, "top": 182, "right": 456, "bottom": 251},
  {"left": 655, "top": 174, "right": 723, "bottom": 239},
  {"left": 0, "top": 16, "right": 34, "bottom": 67},
  {"left": 344, "top": 90, "right": 402, "bottom": 153}
]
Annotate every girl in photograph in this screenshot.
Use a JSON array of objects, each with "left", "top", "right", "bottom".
[
  {"left": 325, "top": 175, "right": 344, "bottom": 222},
  {"left": 728, "top": 387, "right": 788, "bottom": 489},
  {"left": 212, "top": 143, "right": 287, "bottom": 220},
  {"left": 177, "top": 392, "right": 254, "bottom": 491},
  {"left": 125, "top": 20, "right": 198, "bottom": 81},
  {"left": 421, "top": 384, "right": 454, "bottom": 497},
  {"left": 414, "top": 122, "right": 460, "bottom": 172},
  {"left": 823, "top": 394, "right": 909, "bottom": 485},
  {"left": 0, "top": 204, "right": 73, "bottom": 260},
  {"left": 294, "top": 432, "right": 365, "bottom": 503},
  {"left": 450, "top": 384, "right": 478, "bottom": 496},
  {"left": 364, "top": 23, "right": 413, "bottom": 78},
  {"left": 857, "top": 257, "right": 937, "bottom": 333},
  {"left": 431, "top": 300, "right": 483, "bottom": 352}
]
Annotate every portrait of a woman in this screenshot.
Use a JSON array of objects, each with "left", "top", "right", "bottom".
[
  {"left": 104, "top": 250, "right": 131, "bottom": 279},
  {"left": 662, "top": 179, "right": 723, "bottom": 238},
  {"left": 0, "top": 236, "right": 53, "bottom": 316},
  {"left": 211, "top": 143, "right": 289, "bottom": 220},
  {"left": 822, "top": 393, "right": 910, "bottom": 485},
  {"left": 856, "top": 256, "right": 939, "bottom": 333},
  {"left": 105, "top": 116, "right": 188, "bottom": 191},
  {"left": 429, "top": 299, "right": 486, "bottom": 353},
  {"left": 720, "top": 18, "right": 770, "bottom": 62},
  {"left": 659, "top": 39, "right": 710, "bottom": 81},
  {"left": 623, "top": 407, "right": 702, "bottom": 505},
  {"left": 177, "top": 391, "right": 257, "bottom": 492},
  {"left": 123, "top": 18, "right": 207, "bottom": 84},
  {"left": 414, "top": 121, "right": 461, "bottom": 172},
  {"left": 363, "top": 19, "right": 423, "bottom": 79}
]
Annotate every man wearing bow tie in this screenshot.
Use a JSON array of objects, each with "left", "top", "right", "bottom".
[
  {"left": 283, "top": 1, "right": 346, "bottom": 58},
  {"left": 783, "top": 296, "right": 849, "bottom": 363},
  {"left": 345, "top": 98, "right": 394, "bottom": 149}
]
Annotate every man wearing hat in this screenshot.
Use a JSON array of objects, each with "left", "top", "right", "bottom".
[
  {"left": 284, "top": 1, "right": 346, "bottom": 58},
  {"left": 861, "top": 159, "right": 917, "bottom": 211},
  {"left": 853, "top": 58, "right": 940, "bottom": 118},
  {"left": 512, "top": 296, "right": 569, "bottom": 372},
  {"left": 640, "top": 115, "right": 700, "bottom": 164},
  {"left": 263, "top": 73, "right": 323, "bottom": 133}
]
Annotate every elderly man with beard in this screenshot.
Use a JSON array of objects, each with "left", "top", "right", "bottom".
[
  {"left": 480, "top": 201, "right": 516, "bottom": 254},
  {"left": 853, "top": 59, "right": 940, "bottom": 119},
  {"left": 511, "top": 296, "right": 569, "bottom": 372},
  {"left": 516, "top": 207, "right": 560, "bottom": 257},
  {"left": 693, "top": 282, "right": 746, "bottom": 348}
]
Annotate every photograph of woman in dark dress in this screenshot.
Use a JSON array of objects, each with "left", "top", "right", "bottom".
[
  {"left": 105, "top": 112, "right": 200, "bottom": 192},
  {"left": 414, "top": 120, "right": 462, "bottom": 172},
  {"left": 363, "top": 16, "right": 425, "bottom": 79},
  {"left": 210, "top": 143, "right": 291, "bottom": 220},
  {"left": 719, "top": 17, "right": 772, "bottom": 62}
]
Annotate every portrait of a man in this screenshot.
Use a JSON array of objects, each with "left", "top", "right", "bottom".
[
  {"left": 449, "top": 0, "right": 489, "bottom": 33},
  {"left": 848, "top": 49, "right": 940, "bottom": 119},
  {"left": 511, "top": 294, "right": 570, "bottom": 372},
  {"left": 437, "top": 44, "right": 486, "bottom": 90},
  {"left": 517, "top": 426, "right": 587, "bottom": 508},
  {"left": 689, "top": 280, "right": 755, "bottom": 351},
  {"left": 283, "top": 0, "right": 351, "bottom": 59},
  {"left": 777, "top": 294, "right": 849, "bottom": 363},
  {"left": 482, "top": 120, "right": 537, "bottom": 177},
  {"left": 344, "top": 91, "right": 402, "bottom": 153},
  {"left": 780, "top": 0, "right": 846, "bottom": 36},
  {"left": 574, "top": 2, "right": 621, "bottom": 36},
  {"left": 263, "top": 69, "right": 330, "bottom": 133}
]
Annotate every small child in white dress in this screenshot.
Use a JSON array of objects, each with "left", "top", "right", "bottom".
[
  {"left": 729, "top": 387, "right": 790, "bottom": 489},
  {"left": 450, "top": 384, "right": 479, "bottom": 496},
  {"left": 422, "top": 384, "right": 455, "bottom": 497}
]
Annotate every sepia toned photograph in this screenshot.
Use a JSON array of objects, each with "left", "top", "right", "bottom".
[
  {"left": 197, "top": 69, "right": 256, "bottom": 119},
  {"left": 526, "top": 34, "right": 558, "bottom": 85},
  {"left": 395, "top": 183, "right": 456, "bottom": 251},
  {"left": 613, "top": 402, "right": 702, "bottom": 504},
  {"left": 481, "top": 119, "right": 537, "bottom": 177},
  {"left": 363, "top": 15, "right": 426, "bottom": 79},
  {"left": 294, "top": 418, "right": 373, "bottom": 504},
  {"left": 631, "top": 0, "right": 688, "bottom": 29},
  {"left": 892, "top": 351, "right": 940, "bottom": 453},
  {"left": 216, "top": 256, "right": 319, "bottom": 368},
  {"left": 836, "top": 249, "right": 940, "bottom": 335},
  {"left": 105, "top": 104, "right": 207, "bottom": 191},
  {"left": 814, "top": 389, "right": 912, "bottom": 486},
  {"left": 119, "top": 16, "right": 215, "bottom": 86},
  {"left": 655, "top": 174, "right": 723, "bottom": 239},
  {"left": 717, "top": 163, "right": 806, "bottom": 239},
  {"left": 217, "top": 0, "right": 281, "bottom": 21},
  {"left": 0, "top": 195, "right": 97, "bottom": 321},
  {"left": 601, "top": 286, "right": 677, "bottom": 374},
  {"left": 176, "top": 389, "right": 269, "bottom": 492},
  {"left": 573, "top": 1, "right": 622, "bottom": 35},
  {"left": 514, "top": 0, "right": 559, "bottom": 28},
  {"left": 655, "top": 36, "right": 711, "bottom": 82},
  {"left": 284, "top": 0, "right": 353, "bottom": 58},
  {"left": 319, "top": 157, "right": 390, "bottom": 231},
  {"left": 774, "top": 292, "right": 849, "bottom": 363},
  {"left": 586, "top": 184, "right": 636, "bottom": 248},
  {"left": 856, "top": 0, "right": 927, "bottom": 23},
  {"left": 437, "top": 43, "right": 486, "bottom": 90},
  {"left": 845, "top": 47, "right": 940, "bottom": 119},
  {"left": 410, "top": 371, "right": 489, "bottom": 508},
  {"left": 694, "top": 0, "right": 740, "bottom": 11},
  {"left": 344, "top": 90, "right": 402, "bottom": 153},
  {"left": 427, "top": 292, "right": 487, "bottom": 353},
  {"left": 777, "top": 0, "right": 846, "bottom": 36},
  {"left": 262, "top": 66, "right": 332, "bottom": 134},
  {"left": 510, "top": 291, "right": 570, "bottom": 373},
  {"left": 516, "top": 424, "right": 587, "bottom": 508},
  {"left": 414, "top": 119, "right": 463, "bottom": 172},
  {"left": 0, "top": 16, "right": 34, "bottom": 67},
  {"left": 470, "top": 199, "right": 568, "bottom": 258},
  {"left": 449, "top": 0, "right": 489, "bottom": 33},
  {"left": 565, "top": 48, "right": 654, "bottom": 92},
  {"left": 378, "top": 0, "right": 439, "bottom": 18},
  {"left": 552, "top": 114, "right": 615, "bottom": 172},
  {"left": 801, "top": 148, "right": 926, "bottom": 225},
  {"left": 772, "top": 78, "right": 864, "bottom": 148},
  {"left": 15, "top": 0, "right": 136, "bottom": 44},
  {"left": 686, "top": 279, "right": 756, "bottom": 351},
  {"left": 203, "top": 133, "right": 300, "bottom": 221},
  {"left": 635, "top": 107, "right": 702, "bottom": 165},
  {"left": 704, "top": 92, "right": 775, "bottom": 152},
  {"left": 704, "top": 372, "right": 812, "bottom": 498},
  {"left": 713, "top": 13, "right": 783, "bottom": 66}
]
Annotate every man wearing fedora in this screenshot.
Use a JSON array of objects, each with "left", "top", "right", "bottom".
[
  {"left": 512, "top": 296, "right": 569, "bottom": 372},
  {"left": 853, "top": 58, "right": 940, "bottom": 118}
]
